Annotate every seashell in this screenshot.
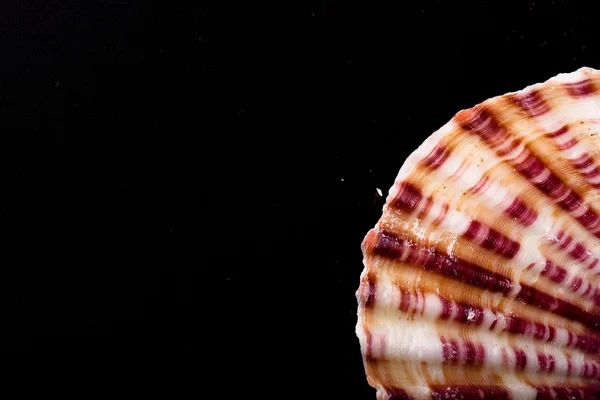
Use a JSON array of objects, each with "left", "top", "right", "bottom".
[{"left": 356, "top": 67, "right": 600, "bottom": 400}]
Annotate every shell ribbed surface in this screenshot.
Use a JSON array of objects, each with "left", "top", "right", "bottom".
[{"left": 357, "top": 67, "right": 600, "bottom": 400}]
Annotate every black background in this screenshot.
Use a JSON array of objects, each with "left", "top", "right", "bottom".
[
  {"left": 1, "top": 0, "right": 599, "bottom": 395},
  {"left": 0, "top": 1, "right": 197, "bottom": 356},
  {"left": 211, "top": 0, "right": 600, "bottom": 398}
]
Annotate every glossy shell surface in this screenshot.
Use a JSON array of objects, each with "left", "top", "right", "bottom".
[{"left": 357, "top": 67, "right": 600, "bottom": 400}]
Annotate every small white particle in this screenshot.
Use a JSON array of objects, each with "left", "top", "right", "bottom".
[
  {"left": 341, "top": 178, "right": 344, "bottom": 182},
  {"left": 376, "top": 188, "right": 382, "bottom": 196},
  {"left": 467, "top": 310, "right": 475, "bottom": 321}
]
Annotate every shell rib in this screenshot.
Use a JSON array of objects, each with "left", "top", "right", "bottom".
[{"left": 357, "top": 67, "right": 600, "bottom": 400}]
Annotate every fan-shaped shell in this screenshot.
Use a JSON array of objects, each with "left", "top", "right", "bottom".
[{"left": 357, "top": 67, "right": 600, "bottom": 400}]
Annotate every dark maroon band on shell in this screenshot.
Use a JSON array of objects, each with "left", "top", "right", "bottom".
[
  {"left": 373, "top": 230, "right": 513, "bottom": 295},
  {"left": 537, "top": 352, "right": 556, "bottom": 372},
  {"left": 384, "top": 387, "right": 411, "bottom": 400},
  {"left": 570, "top": 243, "right": 590, "bottom": 262},
  {"left": 459, "top": 107, "right": 504, "bottom": 142},
  {"left": 504, "top": 198, "right": 538, "bottom": 226},
  {"left": 463, "top": 221, "right": 520, "bottom": 259},
  {"left": 397, "top": 286, "right": 600, "bottom": 354},
  {"left": 510, "top": 89, "right": 550, "bottom": 117},
  {"left": 557, "top": 137, "right": 578, "bottom": 150},
  {"left": 570, "top": 152, "right": 600, "bottom": 188},
  {"left": 391, "top": 183, "right": 523, "bottom": 259},
  {"left": 547, "top": 125, "right": 569, "bottom": 138},
  {"left": 565, "top": 79, "right": 596, "bottom": 97},
  {"left": 365, "top": 273, "right": 377, "bottom": 309},
  {"left": 515, "top": 285, "right": 600, "bottom": 331},
  {"left": 423, "top": 384, "right": 600, "bottom": 400},
  {"left": 372, "top": 230, "right": 600, "bottom": 332},
  {"left": 439, "top": 297, "right": 484, "bottom": 325},
  {"left": 441, "top": 337, "right": 485, "bottom": 366},
  {"left": 422, "top": 145, "right": 450, "bottom": 169},
  {"left": 430, "top": 386, "right": 511, "bottom": 400},
  {"left": 536, "top": 384, "right": 600, "bottom": 400},
  {"left": 391, "top": 182, "right": 424, "bottom": 211},
  {"left": 514, "top": 347, "right": 528, "bottom": 370},
  {"left": 541, "top": 261, "right": 567, "bottom": 283},
  {"left": 552, "top": 230, "right": 597, "bottom": 268},
  {"left": 573, "top": 154, "right": 595, "bottom": 169},
  {"left": 458, "top": 107, "right": 600, "bottom": 239}
]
